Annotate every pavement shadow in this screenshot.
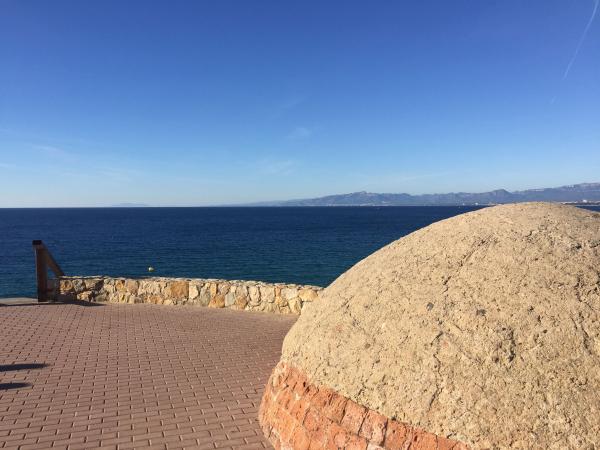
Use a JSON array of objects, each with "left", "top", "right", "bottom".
[
  {"left": 0, "top": 363, "right": 48, "bottom": 372},
  {"left": 0, "top": 382, "right": 31, "bottom": 391},
  {"left": 59, "top": 300, "right": 106, "bottom": 307},
  {"left": 0, "top": 300, "right": 105, "bottom": 307},
  {"left": 0, "top": 363, "right": 47, "bottom": 391}
]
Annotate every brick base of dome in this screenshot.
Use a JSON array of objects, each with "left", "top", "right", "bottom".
[{"left": 259, "top": 362, "right": 469, "bottom": 450}]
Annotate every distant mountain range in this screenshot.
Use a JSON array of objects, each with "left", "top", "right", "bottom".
[{"left": 249, "top": 182, "right": 600, "bottom": 206}]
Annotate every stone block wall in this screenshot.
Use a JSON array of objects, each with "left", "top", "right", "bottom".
[
  {"left": 259, "top": 362, "right": 469, "bottom": 449},
  {"left": 52, "top": 276, "right": 322, "bottom": 315}
]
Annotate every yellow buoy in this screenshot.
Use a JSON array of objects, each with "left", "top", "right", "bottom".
[{"left": 148, "top": 266, "right": 155, "bottom": 272}]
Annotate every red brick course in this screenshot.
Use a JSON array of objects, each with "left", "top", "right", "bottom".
[
  {"left": 0, "top": 301, "right": 297, "bottom": 449},
  {"left": 259, "top": 362, "right": 469, "bottom": 450}
]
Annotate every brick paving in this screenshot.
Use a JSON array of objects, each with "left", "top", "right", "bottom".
[{"left": 0, "top": 301, "right": 296, "bottom": 450}]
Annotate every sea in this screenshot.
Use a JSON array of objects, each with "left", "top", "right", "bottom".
[{"left": 1, "top": 205, "right": 599, "bottom": 298}]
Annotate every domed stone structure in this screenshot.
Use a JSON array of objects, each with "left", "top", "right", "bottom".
[{"left": 259, "top": 203, "right": 600, "bottom": 449}]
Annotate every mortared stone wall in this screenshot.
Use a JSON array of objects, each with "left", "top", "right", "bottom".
[{"left": 51, "top": 276, "right": 322, "bottom": 314}]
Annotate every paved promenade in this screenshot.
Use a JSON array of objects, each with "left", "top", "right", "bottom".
[{"left": 0, "top": 301, "right": 296, "bottom": 449}]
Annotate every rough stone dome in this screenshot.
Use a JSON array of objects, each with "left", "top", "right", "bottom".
[{"left": 262, "top": 203, "right": 600, "bottom": 449}]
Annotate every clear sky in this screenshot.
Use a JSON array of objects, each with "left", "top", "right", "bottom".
[{"left": 1, "top": 0, "right": 599, "bottom": 207}]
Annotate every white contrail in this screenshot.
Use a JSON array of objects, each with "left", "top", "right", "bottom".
[{"left": 563, "top": 0, "right": 599, "bottom": 78}]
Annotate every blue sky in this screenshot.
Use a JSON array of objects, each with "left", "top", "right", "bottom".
[{"left": 1, "top": 0, "right": 599, "bottom": 207}]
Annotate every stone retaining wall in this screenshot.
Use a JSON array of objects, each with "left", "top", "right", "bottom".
[
  {"left": 259, "top": 362, "right": 469, "bottom": 450},
  {"left": 52, "top": 276, "right": 322, "bottom": 315}
]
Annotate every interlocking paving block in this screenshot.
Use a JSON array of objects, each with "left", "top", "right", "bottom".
[{"left": 0, "top": 302, "right": 296, "bottom": 449}]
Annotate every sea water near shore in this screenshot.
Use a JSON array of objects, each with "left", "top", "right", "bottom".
[{"left": 1, "top": 205, "right": 599, "bottom": 298}]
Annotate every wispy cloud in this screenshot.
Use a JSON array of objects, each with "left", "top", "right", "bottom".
[
  {"left": 97, "top": 167, "right": 142, "bottom": 183},
  {"left": 270, "top": 94, "right": 307, "bottom": 119},
  {"left": 280, "top": 94, "right": 305, "bottom": 111},
  {"left": 33, "top": 144, "right": 76, "bottom": 160},
  {"left": 287, "top": 126, "right": 313, "bottom": 140},
  {"left": 563, "top": 0, "right": 599, "bottom": 79},
  {"left": 256, "top": 158, "right": 297, "bottom": 175},
  {"left": 350, "top": 170, "right": 463, "bottom": 191},
  {"left": 53, "top": 165, "right": 141, "bottom": 183}
]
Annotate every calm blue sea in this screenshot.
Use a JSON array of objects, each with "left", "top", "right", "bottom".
[{"left": 1, "top": 206, "right": 599, "bottom": 298}]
